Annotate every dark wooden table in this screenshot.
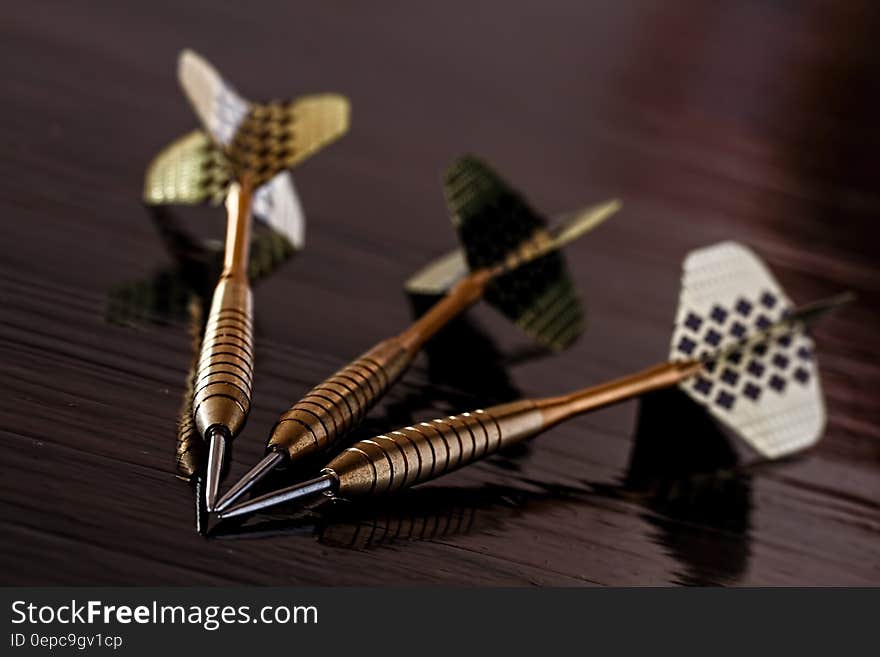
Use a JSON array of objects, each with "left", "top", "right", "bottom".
[{"left": 2, "top": 0, "right": 878, "bottom": 586}]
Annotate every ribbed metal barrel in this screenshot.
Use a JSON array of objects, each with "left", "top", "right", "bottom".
[
  {"left": 267, "top": 338, "right": 411, "bottom": 461},
  {"left": 325, "top": 400, "right": 543, "bottom": 497},
  {"left": 192, "top": 277, "right": 254, "bottom": 439}
]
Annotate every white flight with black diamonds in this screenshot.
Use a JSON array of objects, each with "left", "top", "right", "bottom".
[{"left": 670, "top": 241, "right": 825, "bottom": 459}]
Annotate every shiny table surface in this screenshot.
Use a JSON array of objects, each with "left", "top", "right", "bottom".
[{"left": 1, "top": 0, "right": 878, "bottom": 585}]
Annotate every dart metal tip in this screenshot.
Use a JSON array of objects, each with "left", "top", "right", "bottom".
[
  {"left": 204, "top": 427, "right": 229, "bottom": 513},
  {"left": 218, "top": 473, "right": 337, "bottom": 521},
  {"left": 214, "top": 451, "right": 287, "bottom": 513}
]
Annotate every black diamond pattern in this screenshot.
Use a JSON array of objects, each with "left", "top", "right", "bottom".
[
  {"left": 721, "top": 368, "right": 739, "bottom": 385},
  {"left": 716, "top": 391, "right": 735, "bottom": 410},
  {"left": 705, "top": 329, "right": 722, "bottom": 346},
  {"left": 710, "top": 306, "right": 728, "bottom": 324},
  {"left": 760, "top": 291, "right": 777, "bottom": 308},
  {"left": 747, "top": 360, "right": 765, "bottom": 378},
  {"left": 677, "top": 336, "right": 696, "bottom": 355},
  {"left": 685, "top": 313, "right": 703, "bottom": 331},
  {"left": 736, "top": 299, "right": 753, "bottom": 316},
  {"left": 744, "top": 383, "right": 762, "bottom": 401},
  {"left": 694, "top": 377, "right": 713, "bottom": 396},
  {"left": 770, "top": 375, "right": 786, "bottom": 392},
  {"left": 679, "top": 292, "right": 813, "bottom": 413}
]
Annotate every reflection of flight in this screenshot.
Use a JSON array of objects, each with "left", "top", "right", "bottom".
[
  {"left": 104, "top": 207, "right": 294, "bottom": 329},
  {"left": 592, "top": 387, "right": 759, "bottom": 586}
]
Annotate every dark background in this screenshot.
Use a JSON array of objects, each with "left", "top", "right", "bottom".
[{"left": 1, "top": 0, "right": 878, "bottom": 585}]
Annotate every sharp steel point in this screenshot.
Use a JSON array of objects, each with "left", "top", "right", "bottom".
[
  {"left": 204, "top": 428, "right": 229, "bottom": 512},
  {"left": 218, "top": 473, "right": 336, "bottom": 520},
  {"left": 214, "top": 451, "right": 286, "bottom": 513}
]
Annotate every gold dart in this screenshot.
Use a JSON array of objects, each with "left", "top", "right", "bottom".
[
  {"left": 115, "top": 165, "right": 302, "bottom": 532},
  {"left": 215, "top": 156, "right": 620, "bottom": 512},
  {"left": 219, "top": 243, "right": 851, "bottom": 520},
  {"left": 173, "top": 49, "right": 350, "bottom": 510}
]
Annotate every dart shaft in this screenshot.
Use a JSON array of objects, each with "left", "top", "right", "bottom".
[
  {"left": 192, "top": 183, "right": 256, "bottom": 440},
  {"left": 536, "top": 359, "right": 702, "bottom": 428},
  {"left": 221, "top": 183, "right": 254, "bottom": 277},
  {"left": 397, "top": 268, "right": 492, "bottom": 353},
  {"left": 323, "top": 360, "right": 700, "bottom": 498}
]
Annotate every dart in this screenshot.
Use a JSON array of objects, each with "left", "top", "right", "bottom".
[
  {"left": 168, "top": 49, "right": 350, "bottom": 510},
  {"left": 219, "top": 242, "right": 851, "bottom": 520},
  {"left": 138, "top": 117, "right": 315, "bottom": 533},
  {"left": 214, "top": 156, "right": 620, "bottom": 512},
  {"left": 108, "top": 133, "right": 307, "bottom": 533}
]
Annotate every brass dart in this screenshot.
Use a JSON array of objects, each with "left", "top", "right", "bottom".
[
  {"left": 138, "top": 124, "right": 307, "bottom": 532},
  {"left": 173, "top": 49, "right": 350, "bottom": 510},
  {"left": 141, "top": 127, "right": 317, "bottom": 533},
  {"left": 144, "top": 130, "right": 305, "bottom": 482},
  {"left": 219, "top": 242, "right": 851, "bottom": 520},
  {"left": 122, "top": 45, "right": 348, "bottom": 524},
  {"left": 215, "top": 156, "right": 620, "bottom": 512}
]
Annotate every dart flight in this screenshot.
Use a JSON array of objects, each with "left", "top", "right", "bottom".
[{"left": 164, "top": 49, "right": 350, "bottom": 511}]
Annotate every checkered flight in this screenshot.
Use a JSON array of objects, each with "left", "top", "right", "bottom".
[
  {"left": 143, "top": 130, "right": 305, "bottom": 250},
  {"left": 404, "top": 157, "right": 593, "bottom": 352},
  {"left": 145, "top": 49, "right": 349, "bottom": 248},
  {"left": 670, "top": 242, "right": 825, "bottom": 458},
  {"left": 177, "top": 49, "right": 350, "bottom": 188}
]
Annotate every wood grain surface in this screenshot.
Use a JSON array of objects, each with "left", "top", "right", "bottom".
[{"left": 1, "top": 0, "right": 878, "bottom": 586}]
